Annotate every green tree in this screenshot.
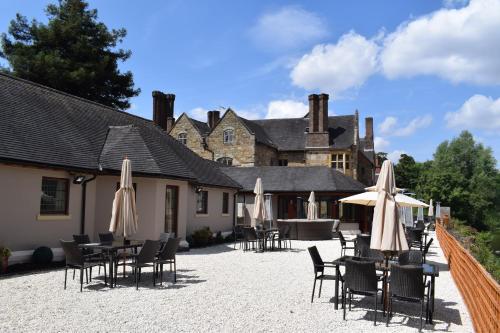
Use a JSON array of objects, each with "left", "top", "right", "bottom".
[
  {"left": 0, "top": 0, "right": 139, "bottom": 109},
  {"left": 420, "top": 131, "right": 498, "bottom": 230},
  {"left": 394, "top": 153, "right": 420, "bottom": 192}
]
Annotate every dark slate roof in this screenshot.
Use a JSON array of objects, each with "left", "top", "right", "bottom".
[
  {"left": 248, "top": 115, "right": 356, "bottom": 151},
  {"left": 190, "top": 118, "right": 211, "bottom": 137},
  {"left": 0, "top": 73, "right": 239, "bottom": 188},
  {"left": 238, "top": 116, "right": 276, "bottom": 147},
  {"left": 220, "top": 166, "right": 366, "bottom": 193}
]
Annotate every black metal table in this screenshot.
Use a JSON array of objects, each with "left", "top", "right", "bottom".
[
  {"left": 79, "top": 240, "right": 143, "bottom": 288},
  {"left": 331, "top": 255, "right": 439, "bottom": 323}
]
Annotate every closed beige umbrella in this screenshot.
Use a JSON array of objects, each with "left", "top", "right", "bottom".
[
  {"left": 428, "top": 199, "right": 434, "bottom": 217},
  {"left": 307, "top": 191, "right": 318, "bottom": 220},
  {"left": 252, "top": 177, "right": 267, "bottom": 227},
  {"left": 109, "top": 158, "right": 138, "bottom": 238},
  {"left": 339, "top": 191, "right": 428, "bottom": 208},
  {"left": 370, "top": 160, "right": 408, "bottom": 252}
]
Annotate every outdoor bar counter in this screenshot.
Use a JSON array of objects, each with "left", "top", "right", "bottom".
[{"left": 277, "top": 219, "right": 335, "bottom": 240}]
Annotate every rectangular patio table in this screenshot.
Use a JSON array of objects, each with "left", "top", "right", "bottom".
[
  {"left": 330, "top": 255, "right": 439, "bottom": 323},
  {"left": 79, "top": 240, "right": 143, "bottom": 288}
]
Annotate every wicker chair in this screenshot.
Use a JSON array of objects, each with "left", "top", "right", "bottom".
[
  {"left": 273, "top": 224, "right": 291, "bottom": 250},
  {"left": 243, "top": 227, "right": 259, "bottom": 251},
  {"left": 359, "top": 247, "right": 385, "bottom": 262},
  {"left": 60, "top": 240, "right": 107, "bottom": 292},
  {"left": 343, "top": 259, "right": 384, "bottom": 325},
  {"left": 72, "top": 234, "right": 105, "bottom": 279},
  {"left": 155, "top": 237, "right": 180, "bottom": 284},
  {"left": 126, "top": 240, "right": 161, "bottom": 290},
  {"left": 407, "top": 228, "right": 424, "bottom": 251},
  {"left": 338, "top": 231, "right": 356, "bottom": 257},
  {"left": 98, "top": 232, "right": 114, "bottom": 243},
  {"left": 415, "top": 220, "right": 425, "bottom": 230},
  {"left": 355, "top": 235, "right": 371, "bottom": 257},
  {"left": 387, "top": 264, "right": 430, "bottom": 331},
  {"left": 308, "top": 246, "right": 343, "bottom": 303},
  {"left": 423, "top": 238, "right": 434, "bottom": 263},
  {"left": 398, "top": 250, "right": 423, "bottom": 265}
]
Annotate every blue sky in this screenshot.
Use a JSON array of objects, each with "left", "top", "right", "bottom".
[{"left": 1, "top": 0, "right": 499, "bottom": 164}]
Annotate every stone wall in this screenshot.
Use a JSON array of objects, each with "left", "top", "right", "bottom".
[
  {"left": 169, "top": 115, "right": 213, "bottom": 160},
  {"left": 207, "top": 110, "right": 255, "bottom": 166},
  {"left": 357, "top": 151, "right": 375, "bottom": 186},
  {"left": 278, "top": 151, "right": 305, "bottom": 166},
  {"left": 254, "top": 143, "right": 278, "bottom": 166}
]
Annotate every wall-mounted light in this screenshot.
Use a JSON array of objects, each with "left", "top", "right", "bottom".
[
  {"left": 73, "top": 175, "right": 86, "bottom": 184},
  {"left": 194, "top": 186, "right": 203, "bottom": 193}
]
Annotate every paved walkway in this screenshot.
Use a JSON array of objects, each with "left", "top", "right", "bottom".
[{"left": 0, "top": 232, "right": 473, "bottom": 332}]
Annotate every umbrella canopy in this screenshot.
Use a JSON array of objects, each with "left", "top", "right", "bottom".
[
  {"left": 307, "top": 191, "right": 318, "bottom": 220},
  {"left": 339, "top": 191, "right": 429, "bottom": 208},
  {"left": 264, "top": 194, "right": 274, "bottom": 228},
  {"left": 436, "top": 202, "right": 441, "bottom": 219},
  {"left": 252, "top": 178, "right": 267, "bottom": 226},
  {"left": 370, "top": 160, "right": 408, "bottom": 252},
  {"left": 428, "top": 199, "right": 434, "bottom": 217},
  {"left": 109, "top": 158, "right": 138, "bottom": 238}
]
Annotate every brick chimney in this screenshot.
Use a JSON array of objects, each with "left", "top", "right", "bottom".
[
  {"left": 207, "top": 110, "right": 220, "bottom": 129},
  {"left": 152, "top": 91, "right": 175, "bottom": 132},
  {"left": 365, "top": 117, "right": 374, "bottom": 150},
  {"left": 306, "top": 93, "right": 329, "bottom": 147}
]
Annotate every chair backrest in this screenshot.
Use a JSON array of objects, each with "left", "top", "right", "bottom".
[
  {"left": 159, "top": 232, "right": 171, "bottom": 243},
  {"left": 137, "top": 240, "right": 161, "bottom": 264},
  {"left": 398, "top": 250, "right": 423, "bottom": 265},
  {"left": 423, "top": 238, "right": 434, "bottom": 255},
  {"left": 243, "top": 227, "right": 257, "bottom": 241},
  {"left": 60, "top": 240, "right": 84, "bottom": 266},
  {"left": 158, "top": 237, "right": 181, "bottom": 260},
  {"left": 307, "top": 246, "right": 324, "bottom": 274},
  {"left": 99, "top": 232, "right": 114, "bottom": 243},
  {"left": 355, "top": 235, "right": 371, "bottom": 255},
  {"left": 358, "top": 247, "right": 384, "bottom": 261},
  {"left": 390, "top": 264, "right": 424, "bottom": 299},
  {"left": 73, "top": 234, "right": 91, "bottom": 244},
  {"left": 345, "top": 259, "right": 378, "bottom": 292},
  {"left": 415, "top": 220, "right": 425, "bottom": 230},
  {"left": 338, "top": 231, "right": 347, "bottom": 245},
  {"left": 279, "top": 224, "right": 290, "bottom": 238},
  {"left": 408, "top": 228, "right": 423, "bottom": 242}
]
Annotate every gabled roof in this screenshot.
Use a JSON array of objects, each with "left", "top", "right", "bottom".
[
  {"left": 220, "top": 166, "right": 366, "bottom": 193},
  {"left": 0, "top": 73, "right": 239, "bottom": 188},
  {"left": 171, "top": 113, "right": 211, "bottom": 138},
  {"left": 238, "top": 116, "right": 275, "bottom": 147}
]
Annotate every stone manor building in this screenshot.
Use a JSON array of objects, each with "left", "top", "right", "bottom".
[{"left": 156, "top": 92, "right": 376, "bottom": 186}]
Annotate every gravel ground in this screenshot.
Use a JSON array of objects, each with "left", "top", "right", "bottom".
[{"left": 0, "top": 232, "right": 473, "bottom": 332}]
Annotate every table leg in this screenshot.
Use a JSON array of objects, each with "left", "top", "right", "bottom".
[
  {"left": 334, "top": 265, "right": 340, "bottom": 310},
  {"left": 108, "top": 251, "right": 114, "bottom": 288}
]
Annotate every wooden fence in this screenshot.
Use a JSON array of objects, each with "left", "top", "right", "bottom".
[{"left": 436, "top": 223, "right": 500, "bottom": 333}]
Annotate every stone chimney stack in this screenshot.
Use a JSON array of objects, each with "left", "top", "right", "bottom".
[
  {"left": 306, "top": 93, "right": 329, "bottom": 147},
  {"left": 365, "top": 117, "right": 374, "bottom": 150},
  {"left": 207, "top": 110, "right": 220, "bottom": 129},
  {"left": 152, "top": 91, "right": 175, "bottom": 132}
]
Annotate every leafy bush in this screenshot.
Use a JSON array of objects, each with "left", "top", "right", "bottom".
[
  {"left": 191, "top": 227, "right": 213, "bottom": 248},
  {"left": 0, "top": 246, "right": 11, "bottom": 258},
  {"left": 32, "top": 246, "right": 53, "bottom": 265}
]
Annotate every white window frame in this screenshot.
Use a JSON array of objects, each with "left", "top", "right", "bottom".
[
  {"left": 177, "top": 132, "right": 187, "bottom": 145},
  {"left": 223, "top": 128, "right": 234, "bottom": 144}
]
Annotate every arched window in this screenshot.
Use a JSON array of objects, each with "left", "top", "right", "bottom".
[
  {"left": 223, "top": 129, "right": 234, "bottom": 144},
  {"left": 217, "top": 157, "right": 233, "bottom": 166},
  {"left": 177, "top": 133, "right": 187, "bottom": 145}
]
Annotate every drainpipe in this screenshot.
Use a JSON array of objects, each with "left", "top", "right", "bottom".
[
  {"left": 233, "top": 192, "right": 238, "bottom": 227},
  {"left": 80, "top": 175, "right": 97, "bottom": 234}
]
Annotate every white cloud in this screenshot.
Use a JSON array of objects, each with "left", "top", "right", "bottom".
[
  {"left": 250, "top": 6, "right": 327, "bottom": 51},
  {"left": 379, "top": 115, "right": 432, "bottom": 136},
  {"left": 374, "top": 137, "right": 390, "bottom": 152},
  {"left": 187, "top": 107, "right": 208, "bottom": 121},
  {"left": 290, "top": 31, "right": 379, "bottom": 94},
  {"left": 387, "top": 150, "right": 406, "bottom": 163},
  {"left": 443, "top": 0, "right": 469, "bottom": 8},
  {"left": 265, "top": 100, "right": 308, "bottom": 119},
  {"left": 445, "top": 94, "right": 500, "bottom": 130},
  {"left": 381, "top": 0, "right": 500, "bottom": 85}
]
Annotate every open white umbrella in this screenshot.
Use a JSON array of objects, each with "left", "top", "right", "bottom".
[
  {"left": 370, "top": 160, "right": 408, "bottom": 252},
  {"left": 428, "top": 199, "right": 434, "bottom": 217},
  {"left": 307, "top": 191, "right": 318, "bottom": 220},
  {"left": 339, "top": 191, "right": 429, "bottom": 208},
  {"left": 109, "top": 158, "right": 138, "bottom": 238},
  {"left": 252, "top": 178, "right": 267, "bottom": 227}
]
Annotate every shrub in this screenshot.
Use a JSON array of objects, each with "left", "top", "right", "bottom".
[
  {"left": 0, "top": 246, "right": 11, "bottom": 258},
  {"left": 191, "top": 227, "right": 213, "bottom": 247},
  {"left": 214, "top": 231, "right": 224, "bottom": 244},
  {"left": 32, "top": 246, "right": 53, "bottom": 265}
]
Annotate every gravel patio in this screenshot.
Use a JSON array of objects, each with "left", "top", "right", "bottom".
[{"left": 0, "top": 232, "right": 472, "bottom": 332}]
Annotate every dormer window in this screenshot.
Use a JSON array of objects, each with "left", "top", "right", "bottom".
[
  {"left": 223, "top": 129, "right": 234, "bottom": 144},
  {"left": 217, "top": 157, "right": 233, "bottom": 166},
  {"left": 177, "top": 132, "right": 187, "bottom": 145}
]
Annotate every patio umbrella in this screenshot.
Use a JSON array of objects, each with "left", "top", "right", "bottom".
[
  {"left": 436, "top": 202, "right": 441, "bottom": 219},
  {"left": 307, "top": 191, "right": 318, "bottom": 220},
  {"left": 417, "top": 205, "right": 424, "bottom": 221},
  {"left": 370, "top": 160, "right": 408, "bottom": 252},
  {"left": 264, "top": 194, "right": 273, "bottom": 229},
  {"left": 428, "top": 199, "right": 434, "bottom": 217},
  {"left": 109, "top": 158, "right": 138, "bottom": 238},
  {"left": 339, "top": 191, "right": 428, "bottom": 208},
  {"left": 252, "top": 177, "right": 267, "bottom": 227}
]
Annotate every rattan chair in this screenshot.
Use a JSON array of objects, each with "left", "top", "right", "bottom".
[
  {"left": 343, "top": 259, "right": 384, "bottom": 325},
  {"left": 155, "top": 237, "right": 181, "bottom": 284},
  {"left": 243, "top": 227, "right": 259, "bottom": 251},
  {"left": 273, "top": 224, "right": 291, "bottom": 250},
  {"left": 387, "top": 264, "right": 430, "bottom": 331},
  {"left": 308, "top": 246, "right": 343, "bottom": 303},
  {"left": 423, "top": 238, "right": 434, "bottom": 263},
  {"left": 233, "top": 225, "right": 245, "bottom": 249},
  {"left": 60, "top": 240, "right": 107, "bottom": 292},
  {"left": 415, "top": 220, "right": 425, "bottom": 230},
  {"left": 98, "top": 232, "right": 114, "bottom": 243},
  {"left": 355, "top": 235, "right": 371, "bottom": 257},
  {"left": 72, "top": 234, "right": 104, "bottom": 279},
  {"left": 338, "top": 231, "right": 356, "bottom": 256},
  {"left": 398, "top": 250, "right": 423, "bottom": 265},
  {"left": 126, "top": 240, "right": 161, "bottom": 290}
]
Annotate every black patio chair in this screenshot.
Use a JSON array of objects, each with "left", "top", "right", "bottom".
[
  {"left": 343, "top": 259, "right": 384, "bottom": 325},
  {"left": 72, "top": 234, "right": 104, "bottom": 279},
  {"left": 243, "top": 227, "right": 259, "bottom": 251},
  {"left": 60, "top": 240, "right": 107, "bottom": 292},
  {"left": 338, "top": 231, "right": 356, "bottom": 257},
  {"left": 98, "top": 232, "right": 114, "bottom": 243},
  {"left": 359, "top": 246, "right": 385, "bottom": 262},
  {"left": 233, "top": 225, "right": 245, "bottom": 249},
  {"left": 126, "top": 240, "right": 161, "bottom": 290},
  {"left": 355, "top": 234, "right": 371, "bottom": 257},
  {"left": 415, "top": 220, "right": 425, "bottom": 230},
  {"left": 308, "top": 246, "right": 343, "bottom": 303},
  {"left": 387, "top": 264, "right": 430, "bottom": 331},
  {"left": 155, "top": 237, "right": 181, "bottom": 284},
  {"left": 423, "top": 238, "right": 434, "bottom": 263},
  {"left": 273, "top": 224, "right": 291, "bottom": 250},
  {"left": 398, "top": 250, "right": 423, "bottom": 265},
  {"left": 407, "top": 228, "right": 424, "bottom": 251}
]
